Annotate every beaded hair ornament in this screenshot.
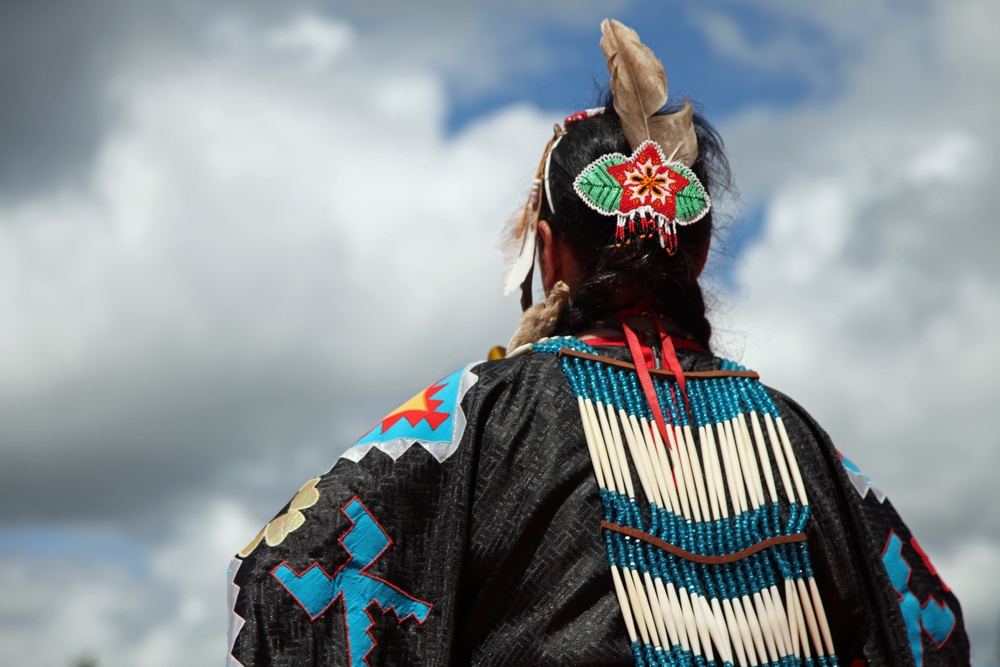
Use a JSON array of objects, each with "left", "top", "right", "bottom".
[
  {"left": 499, "top": 19, "right": 711, "bottom": 300},
  {"left": 575, "top": 20, "right": 710, "bottom": 253}
]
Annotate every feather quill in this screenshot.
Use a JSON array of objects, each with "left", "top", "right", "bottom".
[{"left": 600, "top": 19, "right": 698, "bottom": 166}]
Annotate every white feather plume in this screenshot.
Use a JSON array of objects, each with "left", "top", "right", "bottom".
[
  {"left": 499, "top": 129, "right": 560, "bottom": 299},
  {"left": 498, "top": 204, "right": 537, "bottom": 297}
]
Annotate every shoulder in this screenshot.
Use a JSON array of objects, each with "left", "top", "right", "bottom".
[
  {"left": 761, "top": 384, "right": 889, "bottom": 511},
  {"left": 465, "top": 349, "right": 576, "bottom": 409},
  {"left": 227, "top": 357, "right": 502, "bottom": 665},
  {"left": 230, "top": 351, "right": 576, "bottom": 564},
  {"left": 763, "top": 386, "right": 835, "bottom": 448},
  {"left": 341, "top": 360, "right": 483, "bottom": 464},
  {"left": 759, "top": 384, "right": 970, "bottom": 665}
]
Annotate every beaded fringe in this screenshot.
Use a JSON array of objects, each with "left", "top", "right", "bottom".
[{"left": 535, "top": 337, "right": 839, "bottom": 667}]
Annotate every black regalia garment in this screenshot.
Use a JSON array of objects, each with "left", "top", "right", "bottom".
[{"left": 227, "top": 340, "right": 969, "bottom": 667}]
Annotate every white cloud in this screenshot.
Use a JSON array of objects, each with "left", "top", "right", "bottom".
[
  {"left": 0, "top": 12, "right": 552, "bottom": 512},
  {"left": 906, "top": 133, "right": 980, "bottom": 185},
  {"left": 0, "top": 559, "right": 142, "bottom": 667},
  {"left": 714, "top": 0, "right": 1000, "bottom": 660},
  {"left": 688, "top": 9, "right": 820, "bottom": 74},
  {"left": 127, "top": 500, "right": 262, "bottom": 667}
]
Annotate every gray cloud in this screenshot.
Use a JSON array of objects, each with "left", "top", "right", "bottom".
[{"left": 0, "top": 2, "right": 126, "bottom": 195}]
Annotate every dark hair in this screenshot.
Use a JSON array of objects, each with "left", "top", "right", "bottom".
[{"left": 541, "top": 96, "right": 731, "bottom": 351}]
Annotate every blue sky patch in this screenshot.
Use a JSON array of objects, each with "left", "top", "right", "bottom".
[{"left": 446, "top": 2, "right": 844, "bottom": 134}]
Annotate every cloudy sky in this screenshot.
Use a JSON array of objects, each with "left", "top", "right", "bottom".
[{"left": 1, "top": 1, "right": 998, "bottom": 665}]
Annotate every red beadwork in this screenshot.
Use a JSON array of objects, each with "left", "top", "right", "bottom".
[
  {"left": 563, "top": 107, "right": 606, "bottom": 128},
  {"left": 606, "top": 143, "right": 689, "bottom": 219}
]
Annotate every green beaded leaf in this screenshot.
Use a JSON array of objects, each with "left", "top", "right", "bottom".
[
  {"left": 574, "top": 157, "right": 625, "bottom": 214},
  {"left": 671, "top": 163, "right": 710, "bottom": 224}
]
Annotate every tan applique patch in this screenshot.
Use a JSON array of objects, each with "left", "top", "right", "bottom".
[
  {"left": 238, "top": 477, "right": 321, "bottom": 557},
  {"left": 238, "top": 527, "right": 265, "bottom": 558},
  {"left": 289, "top": 477, "right": 321, "bottom": 511}
]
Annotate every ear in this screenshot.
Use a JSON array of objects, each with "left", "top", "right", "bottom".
[{"left": 537, "top": 219, "right": 558, "bottom": 292}]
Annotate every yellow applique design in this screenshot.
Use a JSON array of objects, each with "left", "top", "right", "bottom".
[{"left": 239, "top": 477, "right": 321, "bottom": 557}]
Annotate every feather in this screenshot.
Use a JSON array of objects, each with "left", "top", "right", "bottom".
[
  {"left": 600, "top": 19, "right": 698, "bottom": 166},
  {"left": 648, "top": 100, "right": 698, "bottom": 167},
  {"left": 499, "top": 125, "right": 563, "bottom": 299},
  {"left": 498, "top": 204, "right": 537, "bottom": 297},
  {"left": 601, "top": 19, "right": 667, "bottom": 149}
]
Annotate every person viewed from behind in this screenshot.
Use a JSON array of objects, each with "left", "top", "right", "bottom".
[{"left": 226, "top": 19, "right": 969, "bottom": 667}]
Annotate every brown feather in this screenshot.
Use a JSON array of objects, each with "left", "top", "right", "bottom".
[
  {"left": 600, "top": 19, "right": 699, "bottom": 166},
  {"left": 647, "top": 100, "right": 698, "bottom": 166},
  {"left": 600, "top": 19, "right": 667, "bottom": 149}
]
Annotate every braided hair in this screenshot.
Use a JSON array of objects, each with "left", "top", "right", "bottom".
[{"left": 540, "top": 96, "right": 731, "bottom": 351}]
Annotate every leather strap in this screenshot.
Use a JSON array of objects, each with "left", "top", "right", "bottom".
[{"left": 601, "top": 521, "right": 806, "bottom": 565}]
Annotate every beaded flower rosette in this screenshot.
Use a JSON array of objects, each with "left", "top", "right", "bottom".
[{"left": 573, "top": 139, "right": 710, "bottom": 253}]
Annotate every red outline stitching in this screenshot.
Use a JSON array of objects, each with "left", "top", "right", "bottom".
[
  {"left": 271, "top": 495, "right": 433, "bottom": 667},
  {"left": 911, "top": 537, "right": 951, "bottom": 592}
]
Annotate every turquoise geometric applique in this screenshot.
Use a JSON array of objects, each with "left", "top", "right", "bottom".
[
  {"left": 272, "top": 497, "right": 432, "bottom": 667},
  {"left": 881, "top": 531, "right": 956, "bottom": 665},
  {"left": 342, "top": 364, "right": 479, "bottom": 463}
]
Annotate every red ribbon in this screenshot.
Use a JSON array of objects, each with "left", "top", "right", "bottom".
[{"left": 619, "top": 304, "right": 689, "bottom": 446}]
